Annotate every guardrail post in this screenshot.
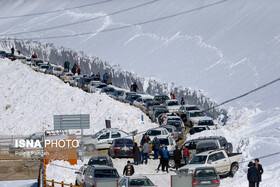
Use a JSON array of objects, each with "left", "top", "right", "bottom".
[
  {"left": 52, "top": 179, "right": 54, "bottom": 187},
  {"left": 61, "top": 181, "right": 64, "bottom": 187}
]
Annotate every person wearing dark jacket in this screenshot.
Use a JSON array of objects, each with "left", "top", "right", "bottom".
[
  {"left": 11, "top": 47, "right": 15, "bottom": 55},
  {"left": 103, "top": 73, "right": 108, "bottom": 83},
  {"left": 254, "top": 158, "right": 263, "bottom": 187},
  {"left": 180, "top": 97, "right": 185, "bottom": 105},
  {"left": 180, "top": 112, "right": 187, "bottom": 125},
  {"left": 156, "top": 147, "right": 163, "bottom": 172},
  {"left": 123, "top": 161, "right": 134, "bottom": 176},
  {"left": 133, "top": 143, "right": 140, "bottom": 165},
  {"left": 153, "top": 137, "right": 160, "bottom": 159},
  {"left": 247, "top": 161, "right": 260, "bottom": 187},
  {"left": 131, "top": 82, "right": 138, "bottom": 92},
  {"left": 140, "top": 133, "right": 150, "bottom": 146},
  {"left": 173, "top": 146, "right": 182, "bottom": 171}
]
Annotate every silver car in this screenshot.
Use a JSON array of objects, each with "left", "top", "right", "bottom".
[
  {"left": 118, "top": 176, "right": 156, "bottom": 187},
  {"left": 75, "top": 165, "right": 87, "bottom": 186}
]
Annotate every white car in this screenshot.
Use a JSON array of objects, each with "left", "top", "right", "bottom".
[
  {"left": 52, "top": 66, "right": 64, "bottom": 76},
  {"left": 26, "top": 58, "right": 32, "bottom": 65},
  {"left": 162, "top": 115, "right": 182, "bottom": 125},
  {"left": 145, "top": 127, "right": 169, "bottom": 141},
  {"left": 198, "top": 120, "right": 217, "bottom": 130},
  {"left": 118, "top": 91, "right": 136, "bottom": 102},
  {"left": 186, "top": 110, "right": 212, "bottom": 127},
  {"left": 133, "top": 96, "right": 153, "bottom": 109},
  {"left": 155, "top": 136, "right": 176, "bottom": 151},
  {"left": 164, "top": 99, "right": 181, "bottom": 113},
  {"left": 37, "top": 64, "right": 50, "bottom": 73},
  {"left": 177, "top": 105, "right": 200, "bottom": 115},
  {"left": 75, "top": 166, "right": 86, "bottom": 186},
  {"left": 88, "top": 81, "right": 107, "bottom": 93},
  {"left": 119, "top": 176, "right": 156, "bottom": 187},
  {"left": 189, "top": 125, "right": 210, "bottom": 135},
  {"left": 15, "top": 56, "right": 26, "bottom": 63},
  {"left": 179, "top": 150, "right": 242, "bottom": 176},
  {"left": 60, "top": 72, "right": 74, "bottom": 83},
  {"left": 83, "top": 128, "right": 136, "bottom": 151}
]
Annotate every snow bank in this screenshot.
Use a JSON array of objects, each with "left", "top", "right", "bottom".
[{"left": 0, "top": 59, "right": 157, "bottom": 135}]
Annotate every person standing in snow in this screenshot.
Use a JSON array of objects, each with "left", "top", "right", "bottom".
[
  {"left": 140, "top": 133, "right": 150, "bottom": 146},
  {"left": 64, "top": 61, "right": 70, "bottom": 72},
  {"left": 133, "top": 142, "right": 140, "bottom": 165},
  {"left": 96, "top": 72, "right": 101, "bottom": 78},
  {"left": 170, "top": 92, "right": 175, "bottom": 99},
  {"left": 156, "top": 146, "right": 164, "bottom": 172},
  {"left": 180, "top": 97, "right": 185, "bottom": 105},
  {"left": 162, "top": 146, "right": 170, "bottom": 172},
  {"left": 103, "top": 73, "right": 108, "bottom": 84},
  {"left": 254, "top": 158, "right": 263, "bottom": 187},
  {"left": 123, "top": 161, "right": 135, "bottom": 176},
  {"left": 11, "top": 47, "right": 15, "bottom": 55},
  {"left": 247, "top": 161, "right": 260, "bottom": 187},
  {"left": 153, "top": 137, "right": 160, "bottom": 159},
  {"left": 31, "top": 53, "right": 37, "bottom": 58},
  {"left": 142, "top": 141, "right": 151, "bottom": 164},
  {"left": 173, "top": 145, "right": 182, "bottom": 171},
  {"left": 131, "top": 82, "right": 138, "bottom": 92},
  {"left": 77, "top": 67, "right": 81, "bottom": 75},
  {"left": 182, "top": 145, "right": 190, "bottom": 165},
  {"left": 17, "top": 50, "right": 21, "bottom": 55}
]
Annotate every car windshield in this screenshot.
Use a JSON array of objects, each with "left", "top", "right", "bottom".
[
  {"left": 190, "top": 112, "right": 205, "bottom": 117},
  {"left": 147, "top": 130, "right": 161, "bottom": 136},
  {"left": 116, "top": 91, "right": 123, "bottom": 95},
  {"left": 193, "top": 127, "right": 207, "bottom": 133},
  {"left": 143, "top": 98, "right": 153, "bottom": 103},
  {"left": 88, "top": 157, "right": 108, "bottom": 166},
  {"left": 158, "top": 139, "right": 169, "bottom": 145},
  {"left": 94, "top": 169, "right": 119, "bottom": 178},
  {"left": 104, "top": 88, "right": 114, "bottom": 92},
  {"left": 66, "top": 73, "right": 73, "bottom": 77},
  {"left": 115, "top": 139, "right": 133, "bottom": 145},
  {"left": 167, "top": 101, "right": 179, "bottom": 106},
  {"left": 96, "top": 84, "right": 107, "bottom": 88},
  {"left": 155, "top": 109, "right": 169, "bottom": 117},
  {"left": 167, "top": 122, "right": 181, "bottom": 128},
  {"left": 154, "top": 96, "right": 169, "bottom": 101},
  {"left": 92, "top": 131, "right": 103, "bottom": 138},
  {"left": 185, "top": 106, "right": 199, "bottom": 111},
  {"left": 189, "top": 156, "right": 207, "bottom": 164},
  {"left": 165, "top": 128, "right": 173, "bottom": 133},
  {"left": 194, "top": 168, "right": 217, "bottom": 177},
  {"left": 84, "top": 79, "right": 92, "bottom": 83},
  {"left": 198, "top": 120, "right": 214, "bottom": 126},
  {"left": 130, "top": 95, "right": 140, "bottom": 100},
  {"left": 129, "top": 178, "right": 154, "bottom": 186},
  {"left": 40, "top": 65, "right": 48, "bottom": 69},
  {"left": 167, "top": 118, "right": 180, "bottom": 122},
  {"left": 54, "top": 67, "right": 62, "bottom": 71}
]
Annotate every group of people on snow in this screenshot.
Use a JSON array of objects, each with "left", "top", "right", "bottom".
[{"left": 247, "top": 158, "right": 263, "bottom": 187}]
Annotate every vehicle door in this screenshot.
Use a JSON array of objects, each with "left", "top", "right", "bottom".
[
  {"left": 207, "top": 152, "right": 226, "bottom": 173},
  {"left": 162, "top": 129, "right": 168, "bottom": 137},
  {"left": 216, "top": 151, "right": 230, "bottom": 172},
  {"left": 84, "top": 167, "right": 93, "bottom": 187},
  {"left": 111, "top": 131, "right": 121, "bottom": 140},
  {"left": 97, "top": 132, "right": 110, "bottom": 149}
]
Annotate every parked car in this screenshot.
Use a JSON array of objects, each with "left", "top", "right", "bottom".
[
  {"left": 88, "top": 155, "right": 114, "bottom": 167},
  {"left": 69, "top": 77, "right": 80, "bottom": 87},
  {"left": 118, "top": 176, "right": 156, "bottom": 187},
  {"left": 196, "top": 138, "right": 233, "bottom": 154},
  {"left": 75, "top": 166, "right": 87, "bottom": 186},
  {"left": 148, "top": 105, "right": 167, "bottom": 119},
  {"left": 37, "top": 64, "right": 50, "bottom": 73},
  {"left": 33, "top": 59, "right": 44, "bottom": 66},
  {"left": 83, "top": 165, "right": 120, "bottom": 187},
  {"left": 186, "top": 110, "right": 212, "bottom": 127},
  {"left": 26, "top": 58, "right": 32, "bottom": 65},
  {"left": 133, "top": 96, "right": 153, "bottom": 109},
  {"left": 179, "top": 167, "right": 220, "bottom": 187},
  {"left": 198, "top": 120, "right": 216, "bottom": 130},
  {"left": 179, "top": 150, "right": 242, "bottom": 177},
  {"left": 52, "top": 66, "right": 64, "bottom": 76},
  {"left": 151, "top": 108, "right": 169, "bottom": 123},
  {"left": 164, "top": 99, "right": 181, "bottom": 113},
  {"left": 145, "top": 127, "right": 169, "bottom": 141},
  {"left": 77, "top": 77, "right": 94, "bottom": 91},
  {"left": 162, "top": 116, "right": 183, "bottom": 126},
  {"left": 60, "top": 72, "right": 74, "bottom": 83},
  {"left": 88, "top": 81, "right": 107, "bottom": 93},
  {"left": 0, "top": 50, "right": 6, "bottom": 58},
  {"left": 143, "top": 101, "right": 160, "bottom": 115},
  {"left": 83, "top": 128, "right": 136, "bottom": 151},
  {"left": 158, "top": 112, "right": 178, "bottom": 125},
  {"left": 161, "top": 125, "right": 180, "bottom": 141},
  {"left": 124, "top": 94, "right": 141, "bottom": 104},
  {"left": 189, "top": 126, "right": 210, "bottom": 135},
  {"left": 30, "top": 62, "right": 37, "bottom": 71},
  {"left": 15, "top": 56, "right": 26, "bottom": 63},
  {"left": 165, "top": 120, "right": 185, "bottom": 140},
  {"left": 5, "top": 53, "right": 16, "bottom": 61},
  {"left": 178, "top": 105, "right": 200, "bottom": 116},
  {"left": 108, "top": 138, "right": 134, "bottom": 158},
  {"left": 153, "top": 95, "right": 170, "bottom": 104},
  {"left": 101, "top": 86, "right": 115, "bottom": 95},
  {"left": 111, "top": 90, "right": 125, "bottom": 100},
  {"left": 153, "top": 136, "right": 176, "bottom": 151},
  {"left": 118, "top": 91, "right": 136, "bottom": 102}
]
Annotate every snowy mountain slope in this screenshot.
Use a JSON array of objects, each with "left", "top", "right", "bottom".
[
  {"left": 0, "top": 59, "right": 157, "bottom": 135},
  {"left": 0, "top": 0, "right": 280, "bottom": 109}
]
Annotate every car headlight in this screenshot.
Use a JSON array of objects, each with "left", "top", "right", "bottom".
[{"left": 189, "top": 169, "right": 194, "bottom": 174}]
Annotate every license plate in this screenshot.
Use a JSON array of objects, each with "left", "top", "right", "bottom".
[{"left": 201, "top": 181, "right": 211, "bottom": 184}]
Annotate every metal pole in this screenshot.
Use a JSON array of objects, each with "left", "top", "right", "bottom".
[{"left": 80, "top": 114, "right": 84, "bottom": 162}]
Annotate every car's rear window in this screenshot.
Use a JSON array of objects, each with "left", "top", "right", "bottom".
[
  {"left": 147, "top": 130, "right": 161, "bottom": 136},
  {"left": 158, "top": 139, "right": 169, "bottom": 145},
  {"left": 194, "top": 168, "right": 216, "bottom": 177},
  {"left": 94, "top": 169, "right": 119, "bottom": 178},
  {"left": 88, "top": 157, "right": 108, "bottom": 166},
  {"left": 115, "top": 139, "right": 133, "bottom": 145},
  {"left": 129, "top": 178, "right": 154, "bottom": 186},
  {"left": 198, "top": 120, "right": 214, "bottom": 126}
]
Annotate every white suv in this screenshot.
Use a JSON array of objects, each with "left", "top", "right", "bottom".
[
  {"left": 164, "top": 99, "right": 181, "bottom": 113},
  {"left": 83, "top": 128, "right": 136, "bottom": 151},
  {"left": 145, "top": 127, "right": 169, "bottom": 141}
]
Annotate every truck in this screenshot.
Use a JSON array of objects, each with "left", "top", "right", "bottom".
[{"left": 179, "top": 150, "right": 242, "bottom": 177}]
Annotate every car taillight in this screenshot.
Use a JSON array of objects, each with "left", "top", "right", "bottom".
[
  {"left": 114, "top": 147, "right": 120, "bottom": 150},
  {"left": 213, "top": 180, "right": 219, "bottom": 183},
  {"left": 193, "top": 181, "right": 198, "bottom": 184},
  {"left": 147, "top": 106, "right": 150, "bottom": 109},
  {"left": 163, "top": 116, "right": 166, "bottom": 118},
  {"left": 130, "top": 147, "right": 133, "bottom": 149},
  {"left": 82, "top": 179, "right": 84, "bottom": 182},
  {"left": 171, "top": 133, "right": 174, "bottom": 136}
]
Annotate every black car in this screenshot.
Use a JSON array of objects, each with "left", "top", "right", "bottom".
[
  {"left": 101, "top": 87, "right": 115, "bottom": 95},
  {"left": 108, "top": 138, "right": 134, "bottom": 158},
  {"left": 153, "top": 95, "right": 170, "bottom": 104},
  {"left": 0, "top": 50, "right": 6, "bottom": 58},
  {"left": 5, "top": 53, "right": 16, "bottom": 61},
  {"left": 88, "top": 155, "right": 114, "bottom": 167},
  {"left": 124, "top": 94, "right": 141, "bottom": 104}
]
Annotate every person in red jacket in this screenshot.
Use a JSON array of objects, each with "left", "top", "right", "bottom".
[
  {"left": 182, "top": 145, "right": 190, "bottom": 165},
  {"left": 77, "top": 67, "right": 81, "bottom": 75}
]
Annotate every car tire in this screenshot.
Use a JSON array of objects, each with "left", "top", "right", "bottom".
[
  {"left": 169, "top": 159, "right": 175, "bottom": 168},
  {"left": 229, "top": 163, "right": 239, "bottom": 177},
  {"left": 86, "top": 145, "right": 95, "bottom": 152}
]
